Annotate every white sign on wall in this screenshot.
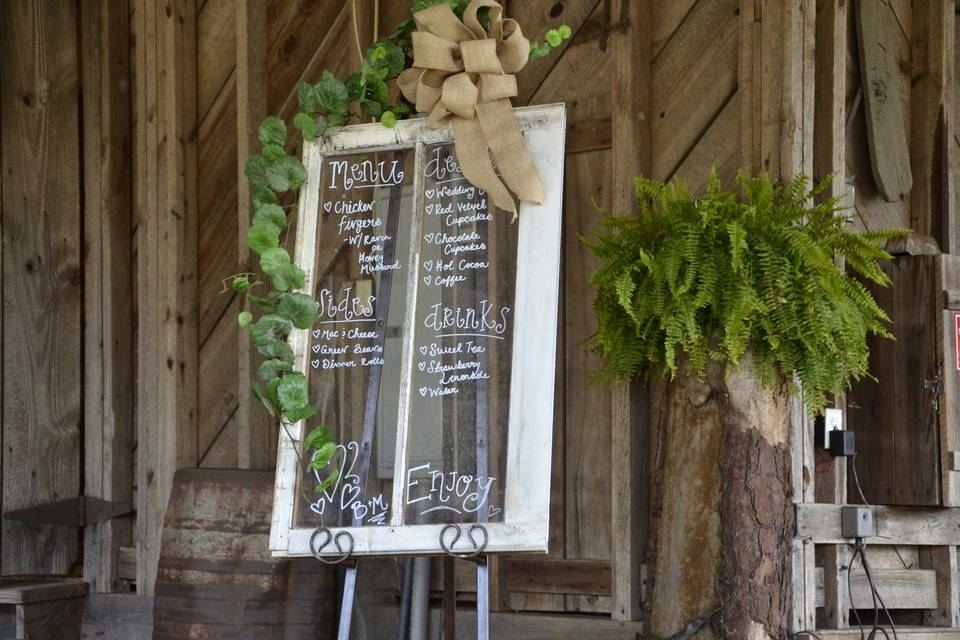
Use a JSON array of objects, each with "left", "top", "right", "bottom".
[{"left": 270, "top": 103, "right": 565, "bottom": 558}]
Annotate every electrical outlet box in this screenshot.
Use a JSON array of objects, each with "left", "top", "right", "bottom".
[
  {"left": 815, "top": 408, "right": 844, "bottom": 449},
  {"left": 829, "top": 430, "right": 856, "bottom": 457},
  {"left": 841, "top": 505, "right": 877, "bottom": 538}
]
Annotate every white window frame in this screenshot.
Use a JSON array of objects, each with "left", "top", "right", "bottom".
[{"left": 269, "top": 103, "right": 566, "bottom": 557}]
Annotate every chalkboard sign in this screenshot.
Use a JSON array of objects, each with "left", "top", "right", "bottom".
[{"left": 270, "top": 104, "right": 565, "bottom": 558}]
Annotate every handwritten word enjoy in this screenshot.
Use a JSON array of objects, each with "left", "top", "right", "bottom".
[
  {"left": 328, "top": 159, "right": 404, "bottom": 190},
  {"left": 405, "top": 463, "right": 496, "bottom": 516}
]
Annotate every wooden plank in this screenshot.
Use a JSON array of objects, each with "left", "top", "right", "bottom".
[
  {"left": 910, "top": 0, "right": 953, "bottom": 243},
  {"left": 0, "top": 580, "right": 88, "bottom": 605},
  {"left": 814, "top": 567, "right": 938, "bottom": 610},
  {"left": 797, "top": 504, "right": 960, "bottom": 545},
  {"left": 651, "top": 0, "right": 738, "bottom": 181},
  {"left": 651, "top": 0, "right": 698, "bottom": 58},
  {"left": 817, "top": 630, "right": 960, "bottom": 640},
  {"left": 504, "top": 559, "right": 611, "bottom": 597},
  {"left": 0, "top": 0, "right": 83, "bottom": 576},
  {"left": 564, "top": 149, "right": 614, "bottom": 615},
  {"left": 566, "top": 117, "right": 612, "bottom": 154},
  {"left": 608, "top": 0, "right": 649, "bottom": 621},
  {"left": 199, "top": 410, "right": 239, "bottom": 469},
  {"left": 921, "top": 546, "right": 960, "bottom": 626},
  {"left": 237, "top": 0, "right": 272, "bottom": 470},
  {"left": 198, "top": 297, "right": 240, "bottom": 458},
  {"left": 511, "top": 0, "right": 600, "bottom": 106},
  {"left": 134, "top": 0, "right": 199, "bottom": 596},
  {"left": 197, "top": 0, "right": 236, "bottom": 119},
  {"left": 855, "top": 0, "right": 913, "bottom": 202},
  {"left": 672, "top": 93, "right": 739, "bottom": 193},
  {"left": 81, "top": 0, "right": 135, "bottom": 594},
  {"left": 17, "top": 597, "right": 86, "bottom": 640}
]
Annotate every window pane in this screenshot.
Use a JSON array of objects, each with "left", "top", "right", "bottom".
[
  {"left": 294, "top": 149, "right": 415, "bottom": 529},
  {"left": 402, "top": 143, "right": 517, "bottom": 526}
]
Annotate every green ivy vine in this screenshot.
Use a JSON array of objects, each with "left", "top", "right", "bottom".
[
  {"left": 233, "top": 0, "right": 570, "bottom": 495},
  {"left": 583, "top": 170, "right": 909, "bottom": 415}
]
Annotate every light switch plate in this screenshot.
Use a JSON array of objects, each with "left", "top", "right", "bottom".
[{"left": 825, "top": 408, "right": 843, "bottom": 433}]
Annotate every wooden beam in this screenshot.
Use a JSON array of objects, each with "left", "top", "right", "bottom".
[
  {"left": 813, "top": 0, "right": 849, "bottom": 629},
  {"left": 0, "top": 0, "right": 83, "bottom": 576},
  {"left": 236, "top": 0, "right": 272, "bottom": 470},
  {"left": 921, "top": 546, "right": 960, "bottom": 626},
  {"left": 816, "top": 567, "right": 939, "bottom": 610},
  {"left": 81, "top": 0, "right": 134, "bottom": 594},
  {"left": 911, "top": 0, "right": 954, "bottom": 245},
  {"left": 134, "top": 0, "right": 199, "bottom": 596},
  {"left": 797, "top": 504, "right": 960, "bottom": 545},
  {"left": 609, "top": 0, "right": 650, "bottom": 623}
]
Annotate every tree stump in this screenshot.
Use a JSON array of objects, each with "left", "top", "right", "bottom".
[{"left": 647, "top": 356, "right": 794, "bottom": 640}]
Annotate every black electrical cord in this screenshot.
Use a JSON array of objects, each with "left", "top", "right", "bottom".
[{"left": 848, "top": 538, "right": 898, "bottom": 640}]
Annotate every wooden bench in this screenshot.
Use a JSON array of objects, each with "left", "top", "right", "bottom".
[{"left": 0, "top": 580, "right": 87, "bottom": 640}]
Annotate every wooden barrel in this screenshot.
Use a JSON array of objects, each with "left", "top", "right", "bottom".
[{"left": 153, "top": 468, "right": 336, "bottom": 639}]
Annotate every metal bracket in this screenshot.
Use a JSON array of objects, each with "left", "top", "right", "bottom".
[
  {"left": 309, "top": 526, "right": 355, "bottom": 565},
  {"left": 440, "top": 523, "right": 488, "bottom": 560},
  {"left": 925, "top": 372, "right": 943, "bottom": 416},
  {"left": 3, "top": 496, "right": 133, "bottom": 528}
]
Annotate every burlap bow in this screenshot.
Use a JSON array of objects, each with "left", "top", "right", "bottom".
[{"left": 397, "top": 0, "right": 545, "bottom": 214}]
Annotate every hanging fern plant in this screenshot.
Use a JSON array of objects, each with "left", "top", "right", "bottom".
[{"left": 582, "top": 170, "right": 908, "bottom": 415}]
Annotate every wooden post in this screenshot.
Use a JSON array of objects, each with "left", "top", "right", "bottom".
[
  {"left": 81, "top": 0, "right": 134, "bottom": 593},
  {"left": 814, "top": 0, "right": 849, "bottom": 629},
  {"left": 921, "top": 545, "right": 960, "bottom": 627},
  {"left": 134, "top": 0, "right": 199, "bottom": 596},
  {"left": 0, "top": 0, "right": 83, "bottom": 576},
  {"left": 236, "top": 0, "right": 272, "bottom": 470},
  {"left": 609, "top": 0, "right": 650, "bottom": 623}
]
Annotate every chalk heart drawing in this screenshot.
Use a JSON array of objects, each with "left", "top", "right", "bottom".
[
  {"left": 423, "top": 275, "right": 432, "bottom": 286},
  {"left": 312, "top": 329, "right": 322, "bottom": 338},
  {"left": 488, "top": 504, "right": 502, "bottom": 518},
  {"left": 340, "top": 482, "right": 362, "bottom": 510},
  {"left": 323, "top": 201, "right": 333, "bottom": 213},
  {"left": 419, "top": 387, "right": 428, "bottom": 397},
  {"left": 312, "top": 359, "right": 320, "bottom": 369},
  {"left": 425, "top": 204, "right": 434, "bottom": 215},
  {"left": 425, "top": 189, "right": 435, "bottom": 199},
  {"left": 418, "top": 345, "right": 428, "bottom": 356},
  {"left": 423, "top": 261, "right": 432, "bottom": 272},
  {"left": 417, "top": 361, "right": 426, "bottom": 372},
  {"left": 424, "top": 233, "right": 434, "bottom": 244},
  {"left": 312, "top": 344, "right": 321, "bottom": 353}
]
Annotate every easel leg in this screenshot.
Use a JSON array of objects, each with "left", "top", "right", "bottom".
[
  {"left": 443, "top": 556, "right": 456, "bottom": 639},
  {"left": 477, "top": 557, "right": 489, "bottom": 640},
  {"left": 338, "top": 564, "right": 359, "bottom": 640}
]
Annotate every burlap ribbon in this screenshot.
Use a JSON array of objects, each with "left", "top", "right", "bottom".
[{"left": 397, "top": 0, "right": 544, "bottom": 214}]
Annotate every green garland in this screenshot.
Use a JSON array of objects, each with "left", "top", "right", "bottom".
[
  {"left": 582, "top": 170, "right": 908, "bottom": 415},
  {"left": 232, "top": 1, "right": 570, "bottom": 494}
]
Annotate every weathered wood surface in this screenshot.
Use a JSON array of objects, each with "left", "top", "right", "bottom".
[
  {"left": 921, "top": 546, "right": 960, "bottom": 626},
  {"left": 855, "top": 0, "right": 913, "bottom": 202},
  {"left": 815, "top": 567, "right": 937, "bottom": 610},
  {"left": 16, "top": 597, "right": 85, "bottom": 640},
  {"left": 797, "top": 504, "right": 960, "bottom": 545},
  {"left": 0, "top": 0, "right": 83, "bottom": 576},
  {"left": 133, "top": 0, "right": 199, "bottom": 596},
  {"left": 81, "top": 0, "right": 135, "bottom": 593}
]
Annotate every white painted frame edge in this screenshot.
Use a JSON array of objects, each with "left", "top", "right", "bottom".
[{"left": 270, "top": 103, "right": 566, "bottom": 558}]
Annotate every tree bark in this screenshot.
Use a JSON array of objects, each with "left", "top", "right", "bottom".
[{"left": 647, "top": 356, "right": 794, "bottom": 640}]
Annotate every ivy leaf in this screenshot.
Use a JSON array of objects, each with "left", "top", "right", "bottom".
[
  {"left": 368, "top": 76, "right": 390, "bottom": 106},
  {"left": 361, "top": 100, "right": 383, "bottom": 119},
  {"left": 232, "top": 275, "right": 252, "bottom": 292},
  {"left": 277, "top": 373, "right": 309, "bottom": 415},
  {"left": 293, "top": 112, "right": 318, "bottom": 141},
  {"left": 252, "top": 185, "right": 279, "bottom": 208},
  {"left": 257, "top": 337, "right": 294, "bottom": 363},
  {"left": 304, "top": 425, "right": 334, "bottom": 452},
  {"left": 316, "top": 115, "right": 331, "bottom": 137},
  {"left": 310, "top": 442, "right": 337, "bottom": 469},
  {"left": 238, "top": 311, "right": 253, "bottom": 328},
  {"left": 315, "top": 71, "right": 349, "bottom": 117},
  {"left": 265, "top": 156, "right": 307, "bottom": 193},
  {"left": 257, "top": 357, "right": 293, "bottom": 381},
  {"left": 248, "top": 291, "right": 283, "bottom": 313},
  {"left": 263, "top": 144, "right": 286, "bottom": 162},
  {"left": 367, "top": 41, "right": 406, "bottom": 78},
  {"left": 258, "top": 116, "right": 287, "bottom": 147},
  {"left": 244, "top": 155, "right": 269, "bottom": 188},
  {"left": 285, "top": 403, "right": 317, "bottom": 424},
  {"left": 248, "top": 314, "right": 293, "bottom": 348},
  {"left": 314, "top": 468, "right": 339, "bottom": 494},
  {"left": 253, "top": 202, "right": 287, "bottom": 232},
  {"left": 252, "top": 383, "right": 276, "bottom": 416},
  {"left": 246, "top": 222, "right": 281, "bottom": 254},
  {"left": 345, "top": 73, "right": 364, "bottom": 102},
  {"left": 260, "top": 247, "right": 305, "bottom": 291},
  {"left": 298, "top": 80, "right": 318, "bottom": 114},
  {"left": 278, "top": 292, "right": 319, "bottom": 329},
  {"left": 380, "top": 111, "right": 398, "bottom": 129}
]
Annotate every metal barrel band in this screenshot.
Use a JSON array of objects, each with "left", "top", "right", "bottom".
[
  {"left": 310, "top": 526, "right": 355, "bottom": 565},
  {"left": 439, "top": 523, "right": 488, "bottom": 560}
]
